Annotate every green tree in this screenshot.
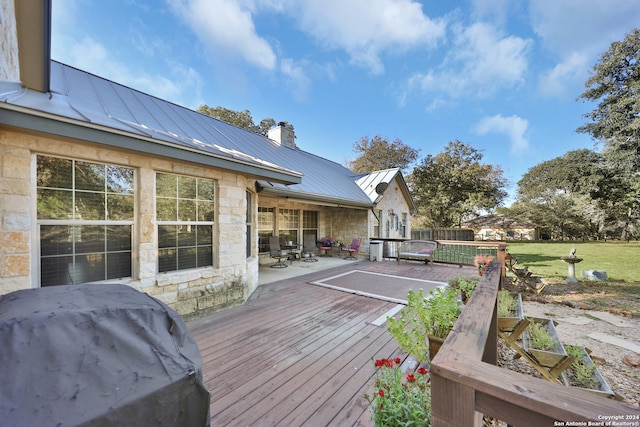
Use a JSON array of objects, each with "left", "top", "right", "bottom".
[
  {"left": 511, "top": 149, "right": 606, "bottom": 239},
  {"left": 577, "top": 28, "right": 640, "bottom": 240},
  {"left": 197, "top": 105, "right": 293, "bottom": 137},
  {"left": 410, "top": 140, "right": 507, "bottom": 228},
  {"left": 348, "top": 135, "right": 420, "bottom": 173}
]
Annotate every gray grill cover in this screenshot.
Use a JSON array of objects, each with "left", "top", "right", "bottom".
[{"left": 0, "top": 284, "right": 210, "bottom": 426}]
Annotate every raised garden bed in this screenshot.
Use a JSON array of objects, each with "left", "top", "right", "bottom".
[
  {"left": 562, "top": 345, "right": 615, "bottom": 398},
  {"left": 497, "top": 291, "right": 524, "bottom": 332},
  {"left": 522, "top": 317, "right": 571, "bottom": 368}
]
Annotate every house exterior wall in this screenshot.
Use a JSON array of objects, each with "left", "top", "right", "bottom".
[
  {"left": 473, "top": 227, "right": 538, "bottom": 241},
  {"left": 369, "top": 176, "right": 412, "bottom": 241},
  {"left": 256, "top": 195, "right": 370, "bottom": 261},
  {"left": 0, "top": 128, "right": 259, "bottom": 320},
  {"left": 0, "top": 0, "right": 20, "bottom": 81}
]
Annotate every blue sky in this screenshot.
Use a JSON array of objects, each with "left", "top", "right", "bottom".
[{"left": 51, "top": 0, "right": 640, "bottom": 204}]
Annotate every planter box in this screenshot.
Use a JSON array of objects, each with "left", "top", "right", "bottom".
[
  {"left": 523, "top": 318, "right": 569, "bottom": 368},
  {"left": 428, "top": 335, "right": 445, "bottom": 360},
  {"left": 497, "top": 293, "right": 524, "bottom": 332},
  {"left": 562, "top": 347, "right": 615, "bottom": 398}
]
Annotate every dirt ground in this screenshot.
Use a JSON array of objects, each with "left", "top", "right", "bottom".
[{"left": 500, "top": 277, "right": 640, "bottom": 407}]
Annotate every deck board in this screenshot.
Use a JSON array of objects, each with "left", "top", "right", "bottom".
[{"left": 188, "top": 260, "right": 474, "bottom": 426}]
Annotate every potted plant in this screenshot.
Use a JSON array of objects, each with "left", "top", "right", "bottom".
[
  {"left": 522, "top": 318, "right": 571, "bottom": 368},
  {"left": 448, "top": 276, "right": 479, "bottom": 304},
  {"left": 563, "top": 345, "right": 615, "bottom": 397},
  {"left": 387, "top": 287, "right": 461, "bottom": 364},
  {"left": 285, "top": 234, "right": 294, "bottom": 245},
  {"left": 473, "top": 254, "right": 494, "bottom": 276},
  {"left": 497, "top": 290, "right": 524, "bottom": 332}
]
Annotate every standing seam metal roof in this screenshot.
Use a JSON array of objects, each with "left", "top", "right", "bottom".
[{"left": 0, "top": 61, "right": 411, "bottom": 207}]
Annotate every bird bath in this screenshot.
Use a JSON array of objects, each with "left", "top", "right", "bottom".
[{"left": 562, "top": 248, "right": 583, "bottom": 283}]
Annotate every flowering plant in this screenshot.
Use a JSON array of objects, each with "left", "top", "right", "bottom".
[
  {"left": 364, "top": 358, "right": 431, "bottom": 426},
  {"left": 473, "top": 254, "right": 494, "bottom": 267}
]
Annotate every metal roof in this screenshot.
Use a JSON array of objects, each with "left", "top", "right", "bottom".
[
  {"left": 0, "top": 61, "right": 387, "bottom": 206},
  {"left": 355, "top": 168, "right": 417, "bottom": 212}
]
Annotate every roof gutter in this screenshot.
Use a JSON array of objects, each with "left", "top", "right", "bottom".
[{"left": 0, "top": 105, "right": 303, "bottom": 185}]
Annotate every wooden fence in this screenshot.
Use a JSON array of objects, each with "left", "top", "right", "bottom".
[
  {"left": 411, "top": 228, "right": 474, "bottom": 241},
  {"left": 430, "top": 261, "right": 640, "bottom": 426}
]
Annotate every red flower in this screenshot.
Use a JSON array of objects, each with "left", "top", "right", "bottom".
[
  {"left": 394, "top": 357, "right": 402, "bottom": 365},
  {"left": 385, "top": 359, "right": 393, "bottom": 368},
  {"left": 406, "top": 374, "right": 416, "bottom": 382},
  {"left": 375, "top": 359, "right": 384, "bottom": 367},
  {"left": 378, "top": 389, "right": 385, "bottom": 397},
  {"left": 417, "top": 367, "right": 428, "bottom": 375}
]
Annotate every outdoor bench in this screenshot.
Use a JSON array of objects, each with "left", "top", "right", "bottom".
[{"left": 397, "top": 240, "right": 437, "bottom": 265}]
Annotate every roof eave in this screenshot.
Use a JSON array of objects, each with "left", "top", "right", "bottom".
[
  {"left": 257, "top": 185, "right": 373, "bottom": 209},
  {"left": 0, "top": 105, "right": 302, "bottom": 185}
]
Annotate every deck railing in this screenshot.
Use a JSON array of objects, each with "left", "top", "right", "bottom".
[{"left": 430, "top": 261, "right": 640, "bottom": 426}]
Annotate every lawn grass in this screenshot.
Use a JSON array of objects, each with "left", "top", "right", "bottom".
[{"left": 504, "top": 241, "right": 639, "bottom": 282}]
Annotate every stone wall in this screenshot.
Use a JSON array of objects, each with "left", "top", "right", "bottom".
[
  {"left": 0, "top": 0, "right": 20, "bottom": 81},
  {"left": 0, "top": 128, "right": 259, "bottom": 319}
]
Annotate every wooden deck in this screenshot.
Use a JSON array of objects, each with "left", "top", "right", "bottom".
[{"left": 188, "top": 260, "right": 474, "bottom": 426}]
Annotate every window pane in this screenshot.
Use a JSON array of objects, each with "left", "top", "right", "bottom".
[
  {"left": 178, "top": 247, "right": 197, "bottom": 270},
  {"left": 75, "top": 226, "right": 105, "bottom": 254},
  {"left": 75, "top": 191, "right": 105, "bottom": 220},
  {"left": 198, "top": 200, "right": 214, "bottom": 221},
  {"left": 156, "top": 173, "right": 176, "bottom": 198},
  {"left": 158, "top": 249, "right": 176, "bottom": 273},
  {"left": 158, "top": 225, "right": 177, "bottom": 249},
  {"left": 197, "top": 246, "right": 212, "bottom": 267},
  {"left": 37, "top": 156, "right": 72, "bottom": 189},
  {"left": 157, "top": 198, "right": 177, "bottom": 221},
  {"left": 107, "top": 194, "right": 134, "bottom": 220},
  {"left": 107, "top": 225, "right": 132, "bottom": 251},
  {"left": 178, "top": 199, "right": 196, "bottom": 221},
  {"left": 178, "top": 225, "right": 196, "bottom": 247},
  {"left": 198, "top": 179, "right": 215, "bottom": 201},
  {"left": 107, "top": 165, "right": 134, "bottom": 194},
  {"left": 196, "top": 225, "right": 212, "bottom": 245},
  {"left": 79, "top": 254, "right": 106, "bottom": 283},
  {"left": 107, "top": 252, "right": 131, "bottom": 279},
  {"left": 75, "top": 161, "right": 105, "bottom": 191},
  {"left": 41, "top": 255, "right": 73, "bottom": 286},
  {"left": 37, "top": 189, "right": 72, "bottom": 219},
  {"left": 41, "top": 225, "right": 73, "bottom": 256},
  {"left": 178, "top": 176, "right": 197, "bottom": 199}
]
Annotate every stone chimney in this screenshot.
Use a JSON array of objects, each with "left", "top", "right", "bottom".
[{"left": 268, "top": 122, "right": 296, "bottom": 149}]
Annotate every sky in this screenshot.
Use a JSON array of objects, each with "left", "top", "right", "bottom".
[{"left": 50, "top": 0, "right": 640, "bottom": 205}]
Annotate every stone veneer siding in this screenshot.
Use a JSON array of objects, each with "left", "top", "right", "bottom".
[
  {"left": 0, "top": 0, "right": 20, "bottom": 81},
  {"left": 0, "top": 129, "right": 259, "bottom": 320}
]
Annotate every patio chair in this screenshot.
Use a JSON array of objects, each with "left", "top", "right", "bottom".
[
  {"left": 319, "top": 237, "right": 334, "bottom": 257},
  {"left": 341, "top": 238, "right": 361, "bottom": 260},
  {"left": 269, "top": 236, "right": 287, "bottom": 268},
  {"left": 302, "top": 236, "right": 319, "bottom": 262}
]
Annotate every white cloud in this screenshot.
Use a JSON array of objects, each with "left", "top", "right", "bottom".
[
  {"left": 52, "top": 35, "right": 202, "bottom": 108},
  {"left": 538, "top": 52, "right": 589, "bottom": 98},
  {"left": 287, "top": 0, "right": 446, "bottom": 75},
  {"left": 475, "top": 114, "right": 529, "bottom": 154},
  {"left": 408, "top": 22, "right": 531, "bottom": 99},
  {"left": 529, "top": 0, "right": 640, "bottom": 97},
  {"left": 280, "top": 58, "right": 311, "bottom": 102},
  {"left": 166, "top": 0, "right": 277, "bottom": 71}
]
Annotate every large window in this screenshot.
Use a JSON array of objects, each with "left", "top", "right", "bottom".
[
  {"left": 156, "top": 173, "right": 215, "bottom": 272},
  {"left": 302, "top": 210, "right": 318, "bottom": 242},
  {"left": 279, "top": 208, "right": 299, "bottom": 242},
  {"left": 37, "top": 156, "right": 134, "bottom": 286},
  {"left": 258, "top": 207, "right": 275, "bottom": 253}
]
